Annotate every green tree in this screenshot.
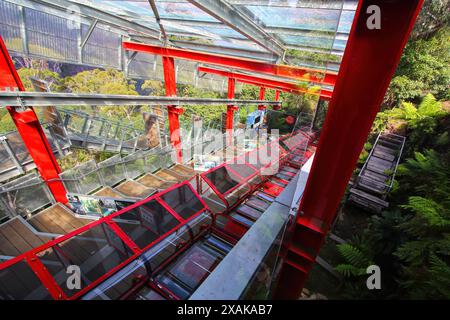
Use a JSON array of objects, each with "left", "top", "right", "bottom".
[
  {"left": 386, "top": 27, "right": 450, "bottom": 105},
  {"left": 141, "top": 80, "right": 165, "bottom": 96},
  {"left": 17, "top": 66, "right": 63, "bottom": 91},
  {"left": 63, "top": 68, "right": 144, "bottom": 126}
]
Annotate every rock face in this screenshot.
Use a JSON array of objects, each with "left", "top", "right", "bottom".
[{"left": 143, "top": 112, "right": 160, "bottom": 148}]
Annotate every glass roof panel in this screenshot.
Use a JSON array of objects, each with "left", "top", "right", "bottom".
[
  {"left": 229, "top": 0, "right": 345, "bottom": 10},
  {"left": 279, "top": 34, "right": 334, "bottom": 49},
  {"left": 93, "top": 0, "right": 156, "bottom": 18},
  {"left": 337, "top": 10, "right": 356, "bottom": 33},
  {"left": 166, "top": 24, "right": 245, "bottom": 39},
  {"left": 155, "top": 0, "right": 219, "bottom": 22},
  {"left": 241, "top": 6, "right": 341, "bottom": 32}
]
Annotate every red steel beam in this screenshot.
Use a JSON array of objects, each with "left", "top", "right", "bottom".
[
  {"left": 226, "top": 78, "right": 238, "bottom": 131},
  {"left": 258, "top": 87, "right": 266, "bottom": 111},
  {"left": 226, "top": 78, "right": 237, "bottom": 145},
  {"left": 274, "top": 0, "right": 424, "bottom": 299},
  {"left": 198, "top": 66, "right": 333, "bottom": 100},
  {"left": 162, "top": 56, "right": 183, "bottom": 163},
  {"left": 0, "top": 37, "right": 67, "bottom": 203},
  {"left": 273, "top": 90, "right": 281, "bottom": 110},
  {"left": 122, "top": 41, "right": 338, "bottom": 87}
]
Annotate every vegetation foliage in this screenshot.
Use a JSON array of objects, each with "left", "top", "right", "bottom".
[{"left": 335, "top": 22, "right": 450, "bottom": 298}]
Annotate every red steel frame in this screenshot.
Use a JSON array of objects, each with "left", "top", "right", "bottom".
[
  {"left": 0, "top": 37, "right": 67, "bottom": 203},
  {"left": 258, "top": 87, "right": 266, "bottom": 111},
  {"left": 123, "top": 42, "right": 338, "bottom": 87},
  {"left": 275, "top": 0, "right": 425, "bottom": 299},
  {"left": 273, "top": 90, "right": 281, "bottom": 111},
  {"left": 226, "top": 77, "right": 238, "bottom": 144},
  {"left": 162, "top": 56, "right": 183, "bottom": 163},
  {"left": 198, "top": 66, "right": 333, "bottom": 100},
  {"left": 0, "top": 181, "right": 209, "bottom": 300},
  {"left": 200, "top": 138, "right": 289, "bottom": 211}
]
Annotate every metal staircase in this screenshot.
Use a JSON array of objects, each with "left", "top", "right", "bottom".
[
  {"left": 0, "top": 127, "right": 71, "bottom": 183},
  {"left": 59, "top": 108, "right": 152, "bottom": 153},
  {"left": 31, "top": 77, "right": 167, "bottom": 154},
  {"left": 349, "top": 132, "right": 405, "bottom": 213}
]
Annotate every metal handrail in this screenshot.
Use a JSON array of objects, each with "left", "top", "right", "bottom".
[
  {"left": 388, "top": 135, "right": 406, "bottom": 191},
  {"left": 59, "top": 108, "right": 145, "bottom": 133},
  {"left": 358, "top": 132, "right": 381, "bottom": 179},
  {"left": 357, "top": 132, "right": 406, "bottom": 193}
]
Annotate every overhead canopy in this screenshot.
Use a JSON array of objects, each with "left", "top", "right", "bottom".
[{"left": 0, "top": 0, "right": 358, "bottom": 92}]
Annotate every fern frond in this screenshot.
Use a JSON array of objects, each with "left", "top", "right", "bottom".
[
  {"left": 334, "top": 264, "right": 366, "bottom": 277},
  {"left": 337, "top": 243, "right": 371, "bottom": 268}
]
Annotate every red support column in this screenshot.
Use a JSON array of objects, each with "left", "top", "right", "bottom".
[
  {"left": 226, "top": 78, "right": 239, "bottom": 137},
  {"left": 0, "top": 37, "right": 67, "bottom": 203},
  {"left": 162, "top": 56, "right": 183, "bottom": 163},
  {"left": 274, "top": 0, "right": 424, "bottom": 299},
  {"left": 257, "top": 87, "right": 266, "bottom": 111},
  {"left": 273, "top": 90, "right": 281, "bottom": 110}
]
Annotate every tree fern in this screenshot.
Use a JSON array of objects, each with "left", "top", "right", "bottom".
[
  {"left": 417, "top": 93, "right": 444, "bottom": 117},
  {"left": 427, "top": 254, "right": 450, "bottom": 298},
  {"left": 402, "top": 196, "right": 450, "bottom": 229},
  {"left": 334, "top": 264, "right": 366, "bottom": 277}
]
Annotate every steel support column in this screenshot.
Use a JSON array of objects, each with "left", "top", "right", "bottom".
[
  {"left": 162, "top": 56, "right": 183, "bottom": 163},
  {"left": 0, "top": 37, "right": 67, "bottom": 203},
  {"left": 275, "top": 0, "right": 424, "bottom": 299},
  {"left": 226, "top": 78, "right": 238, "bottom": 145},
  {"left": 273, "top": 90, "right": 281, "bottom": 110},
  {"left": 258, "top": 87, "right": 266, "bottom": 111}
]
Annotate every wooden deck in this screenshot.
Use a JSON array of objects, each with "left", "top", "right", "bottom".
[
  {"left": 137, "top": 174, "right": 175, "bottom": 189},
  {"left": 94, "top": 186, "right": 125, "bottom": 198},
  {"left": 154, "top": 170, "right": 179, "bottom": 182},
  {"left": 28, "top": 203, "right": 91, "bottom": 234},
  {"left": 170, "top": 164, "right": 195, "bottom": 175},
  {"left": 159, "top": 168, "right": 189, "bottom": 180},
  {"left": 115, "top": 180, "right": 155, "bottom": 198},
  {"left": 0, "top": 218, "right": 50, "bottom": 256}
]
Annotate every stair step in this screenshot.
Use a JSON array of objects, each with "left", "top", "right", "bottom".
[
  {"left": 360, "top": 169, "right": 389, "bottom": 183},
  {"left": 367, "top": 157, "right": 394, "bottom": 173},
  {"left": 357, "top": 178, "right": 388, "bottom": 195},
  {"left": 349, "top": 188, "right": 389, "bottom": 208},
  {"left": 28, "top": 203, "right": 91, "bottom": 234},
  {"left": 93, "top": 186, "right": 125, "bottom": 199},
  {"left": 380, "top": 134, "right": 404, "bottom": 145},
  {"left": 115, "top": 180, "right": 155, "bottom": 198},
  {"left": 374, "top": 144, "right": 397, "bottom": 155},
  {"left": 372, "top": 149, "right": 396, "bottom": 162},
  {"left": 378, "top": 138, "right": 402, "bottom": 150},
  {"left": 0, "top": 217, "right": 51, "bottom": 256}
]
